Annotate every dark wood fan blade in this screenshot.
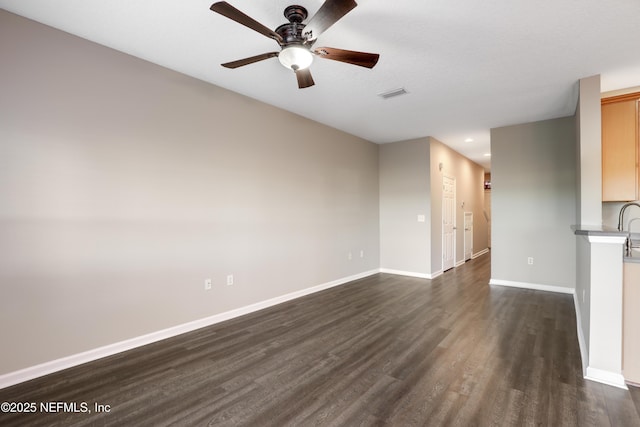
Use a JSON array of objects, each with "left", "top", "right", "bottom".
[
  {"left": 303, "top": 0, "right": 357, "bottom": 41},
  {"left": 294, "top": 68, "right": 315, "bottom": 88},
  {"left": 313, "top": 47, "right": 379, "bottom": 68},
  {"left": 221, "top": 52, "right": 279, "bottom": 69},
  {"left": 211, "top": 2, "right": 283, "bottom": 44}
]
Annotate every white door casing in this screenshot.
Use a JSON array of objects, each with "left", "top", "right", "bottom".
[
  {"left": 464, "top": 212, "right": 473, "bottom": 261},
  {"left": 442, "top": 176, "right": 456, "bottom": 271}
]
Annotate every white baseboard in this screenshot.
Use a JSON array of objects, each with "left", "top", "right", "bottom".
[
  {"left": 379, "top": 268, "right": 440, "bottom": 280},
  {"left": 572, "top": 293, "right": 589, "bottom": 377},
  {"left": 0, "top": 269, "right": 379, "bottom": 390},
  {"left": 381, "top": 259, "right": 493, "bottom": 279},
  {"left": 489, "top": 279, "right": 575, "bottom": 295},
  {"left": 585, "top": 367, "right": 628, "bottom": 390},
  {"left": 472, "top": 248, "right": 489, "bottom": 259}
]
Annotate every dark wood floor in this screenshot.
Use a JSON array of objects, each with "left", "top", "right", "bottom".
[{"left": 1, "top": 253, "right": 639, "bottom": 426}]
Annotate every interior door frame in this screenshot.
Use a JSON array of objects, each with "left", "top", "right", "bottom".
[
  {"left": 464, "top": 211, "right": 473, "bottom": 261},
  {"left": 442, "top": 175, "right": 456, "bottom": 271}
]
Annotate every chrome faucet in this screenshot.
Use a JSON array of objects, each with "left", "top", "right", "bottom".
[
  {"left": 617, "top": 202, "right": 640, "bottom": 231},
  {"left": 618, "top": 202, "right": 640, "bottom": 256}
]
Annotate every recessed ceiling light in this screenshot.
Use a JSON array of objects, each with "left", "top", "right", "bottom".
[
  {"left": 465, "top": 138, "right": 474, "bottom": 143},
  {"left": 484, "top": 153, "right": 491, "bottom": 157}
]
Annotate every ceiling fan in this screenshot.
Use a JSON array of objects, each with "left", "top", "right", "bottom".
[{"left": 210, "top": 0, "right": 380, "bottom": 89}]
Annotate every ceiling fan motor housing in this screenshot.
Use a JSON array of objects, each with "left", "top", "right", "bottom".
[
  {"left": 283, "top": 5, "right": 307, "bottom": 23},
  {"left": 276, "top": 6, "right": 310, "bottom": 46}
]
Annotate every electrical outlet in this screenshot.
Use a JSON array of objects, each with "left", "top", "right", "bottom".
[
  {"left": 226, "top": 274, "right": 234, "bottom": 286},
  {"left": 360, "top": 250, "right": 364, "bottom": 258},
  {"left": 204, "top": 279, "right": 212, "bottom": 291},
  {"left": 527, "top": 257, "right": 534, "bottom": 265},
  {"left": 348, "top": 252, "right": 352, "bottom": 261}
]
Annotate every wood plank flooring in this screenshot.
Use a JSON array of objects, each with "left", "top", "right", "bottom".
[{"left": 1, "top": 253, "right": 639, "bottom": 426}]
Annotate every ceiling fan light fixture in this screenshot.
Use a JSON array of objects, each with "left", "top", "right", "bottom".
[
  {"left": 210, "top": 1, "right": 379, "bottom": 89},
  {"left": 278, "top": 45, "right": 313, "bottom": 70}
]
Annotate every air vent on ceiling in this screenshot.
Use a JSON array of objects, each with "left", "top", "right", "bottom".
[{"left": 378, "top": 87, "right": 408, "bottom": 99}]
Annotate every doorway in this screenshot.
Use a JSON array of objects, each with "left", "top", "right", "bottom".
[
  {"left": 464, "top": 212, "right": 473, "bottom": 261},
  {"left": 442, "top": 175, "right": 456, "bottom": 271}
]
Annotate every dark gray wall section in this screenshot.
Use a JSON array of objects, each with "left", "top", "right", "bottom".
[{"left": 491, "top": 116, "right": 577, "bottom": 289}]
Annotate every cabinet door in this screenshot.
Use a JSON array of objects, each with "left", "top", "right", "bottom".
[
  {"left": 623, "top": 262, "right": 640, "bottom": 383},
  {"left": 602, "top": 99, "right": 638, "bottom": 202}
]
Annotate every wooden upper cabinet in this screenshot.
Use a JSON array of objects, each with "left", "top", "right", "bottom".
[{"left": 602, "top": 94, "right": 639, "bottom": 202}]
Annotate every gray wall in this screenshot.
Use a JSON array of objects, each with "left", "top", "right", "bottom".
[
  {"left": 491, "top": 116, "right": 577, "bottom": 289},
  {"left": 576, "top": 75, "right": 602, "bottom": 226},
  {"left": 574, "top": 75, "right": 603, "bottom": 365},
  {"left": 379, "top": 139, "right": 431, "bottom": 275},
  {"left": 0, "top": 11, "right": 380, "bottom": 374}
]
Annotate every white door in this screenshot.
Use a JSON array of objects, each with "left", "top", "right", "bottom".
[
  {"left": 442, "top": 176, "right": 456, "bottom": 271},
  {"left": 484, "top": 189, "right": 491, "bottom": 249},
  {"left": 464, "top": 212, "right": 473, "bottom": 261}
]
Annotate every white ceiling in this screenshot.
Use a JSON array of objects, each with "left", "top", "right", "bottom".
[{"left": 2, "top": 0, "right": 640, "bottom": 171}]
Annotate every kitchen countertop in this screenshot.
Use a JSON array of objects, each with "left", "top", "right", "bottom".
[
  {"left": 571, "top": 224, "right": 628, "bottom": 237},
  {"left": 572, "top": 225, "right": 640, "bottom": 263}
]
